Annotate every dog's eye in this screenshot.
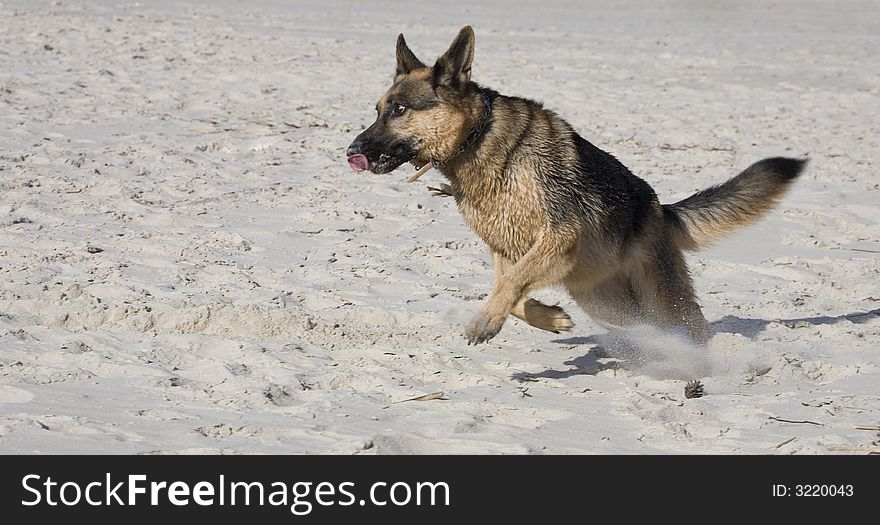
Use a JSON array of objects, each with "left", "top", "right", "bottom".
[{"left": 390, "top": 103, "right": 407, "bottom": 117}]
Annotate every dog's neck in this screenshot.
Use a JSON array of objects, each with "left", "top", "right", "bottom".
[{"left": 432, "top": 90, "right": 492, "bottom": 170}]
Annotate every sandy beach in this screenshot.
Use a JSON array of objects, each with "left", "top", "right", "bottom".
[{"left": 0, "top": 0, "right": 878, "bottom": 454}]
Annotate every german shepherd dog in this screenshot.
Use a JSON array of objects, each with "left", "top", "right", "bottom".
[{"left": 346, "top": 26, "right": 805, "bottom": 346}]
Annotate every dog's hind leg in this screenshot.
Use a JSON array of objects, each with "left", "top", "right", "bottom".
[
  {"left": 635, "top": 239, "right": 709, "bottom": 345},
  {"left": 566, "top": 251, "right": 708, "bottom": 345},
  {"left": 565, "top": 272, "right": 644, "bottom": 331},
  {"left": 492, "top": 252, "right": 574, "bottom": 334}
]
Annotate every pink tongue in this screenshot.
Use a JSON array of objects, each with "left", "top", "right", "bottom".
[{"left": 347, "top": 154, "right": 371, "bottom": 172}]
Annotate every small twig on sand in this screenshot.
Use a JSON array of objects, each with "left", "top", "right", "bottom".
[
  {"left": 768, "top": 416, "right": 824, "bottom": 426},
  {"left": 852, "top": 424, "right": 880, "bottom": 431},
  {"left": 384, "top": 391, "right": 445, "bottom": 409},
  {"left": 774, "top": 437, "right": 797, "bottom": 449},
  {"left": 827, "top": 447, "right": 880, "bottom": 454}
]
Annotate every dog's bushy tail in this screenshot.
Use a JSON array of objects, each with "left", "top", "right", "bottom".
[{"left": 663, "top": 157, "right": 807, "bottom": 251}]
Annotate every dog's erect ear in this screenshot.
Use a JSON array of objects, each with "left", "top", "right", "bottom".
[
  {"left": 396, "top": 34, "right": 425, "bottom": 76},
  {"left": 433, "top": 26, "right": 475, "bottom": 87}
]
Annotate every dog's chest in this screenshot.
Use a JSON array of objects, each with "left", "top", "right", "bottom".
[{"left": 454, "top": 175, "right": 544, "bottom": 260}]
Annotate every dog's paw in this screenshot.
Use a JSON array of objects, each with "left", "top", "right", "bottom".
[
  {"left": 427, "top": 184, "right": 455, "bottom": 198},
  {"left": 520, "top": 299, "right": 574, "bottom": 333},
  {"left": 465, "top": 312, "right": 503, "bottom": 345},
  {"left": 538, "top": 304, "right": 574, "bottom": 333}
]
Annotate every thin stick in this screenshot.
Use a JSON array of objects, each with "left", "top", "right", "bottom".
[
  {"left": 398, "top": 391, "right": 445, "bottom": 402},
  {"left": 853, "top": 425, "right": 880, "bottom": 431},
  {"left": 405, "top": 163, "right": 432, "bottom": 182},
  {"left": 384, "top": 391, "right": 445, "bottom": 409},
  {"left": 774, "top": 437, "right": 797, "bottom": 449},
  {"left": 768, "top": 416, "right": 823, "bottom": 426}
]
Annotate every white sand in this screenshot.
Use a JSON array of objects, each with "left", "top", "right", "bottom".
[{"left": 1, "top": 0, "right": 878, "bottom": 454}]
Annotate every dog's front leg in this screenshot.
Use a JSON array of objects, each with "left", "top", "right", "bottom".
[
  {"left": 491, "top": 251, "right": 574, "bottom": 334},
  {"left": 466, "top": 233, "right": 577, "bottom": 344}
]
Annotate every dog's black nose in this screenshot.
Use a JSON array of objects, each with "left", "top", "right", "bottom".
[{"left": 346, "top": 141, "right": 362, "bottom": 157}]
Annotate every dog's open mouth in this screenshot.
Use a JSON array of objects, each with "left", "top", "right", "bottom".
[
  {"left": 347, "top": 145, "right": 415, "bottom": 174},
  {"left": 347, "top": 154, "right": 374, "bottom": 172},
  {"left": 347, "top": 154, "right": 400, "bottom": 174}
]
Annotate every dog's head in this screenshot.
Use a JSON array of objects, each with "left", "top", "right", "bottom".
[{"left": 346, "top": 26, "right": 484, "bottom": 174}]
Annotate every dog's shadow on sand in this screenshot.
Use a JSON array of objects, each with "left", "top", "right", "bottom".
[
  {"left": 709, "top": 308, "right": 880, "bottom": 338},
  {"left": 510, "top": 308, "right": 880, "bottom": 382},
  {"left": 511, "top": 338, "right": 618, "bottom": 382},
  {"left": 511, "top": 333, "right": 628, "bottom": 382}
]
